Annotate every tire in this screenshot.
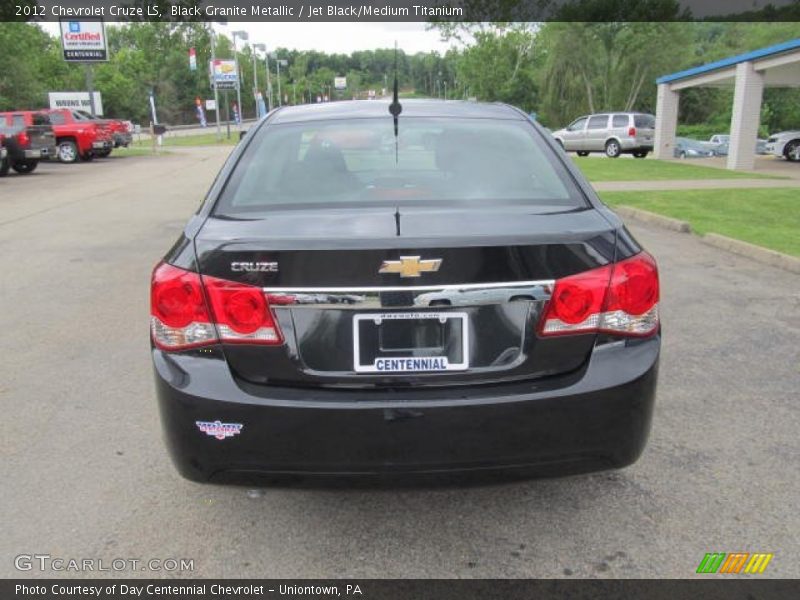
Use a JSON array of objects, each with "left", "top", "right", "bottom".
[
  {"left": 784, "top": 140, "right": 800, "bottom": 162},
  {"left": 57, "top": 140, "right": 79, "bottom": 164},
  {"left": 0, "top": 156, "right": 9, "bottom": 177},
  {"left": 11, "top": 160, "right": 38, "bottom": 174},
  {"left": 605, "top": 140, "right": 621, "bottom": 158},
  {"left": 679, "top": 151, "right": 687, "bottom": 159},
  {"left": 633, "top": 151, "right": 648, "bottom": 159},
  {"left": 576, "top": 151, "right": 589, "bottom": 157}
]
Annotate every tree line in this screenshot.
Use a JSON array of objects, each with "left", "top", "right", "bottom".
[{"left": 0, "top": 20, "right": 798, "bottom": 135}]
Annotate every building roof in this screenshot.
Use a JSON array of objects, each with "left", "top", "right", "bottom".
[
  {"left": 268, "top": 99, "right": 524, "bottom": 124},
  {"left": 656, "top": 38, "right": 800, "bottom": 84}
]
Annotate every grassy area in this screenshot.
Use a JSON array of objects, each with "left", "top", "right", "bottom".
[
  {"left": 573, "top": 156, "right": 778, "bottom": 182},
  {"left": 107, "top": 145, "right": 168, "bottom": 157},
  {"left": 159, "top": 132, "right": 239, "bottom": 147},
  {"left": 601, "top": 188, "right": 800, "bottom": 257}
]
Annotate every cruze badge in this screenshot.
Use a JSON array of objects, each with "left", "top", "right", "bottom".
[
  {"left": 196, "top": 420, "right": 243, "bottom": 440},
  {"left": 379, "top": 256, "right": 442, "bottom": 278},
  {"left": 231, "top": 261, "right": 278, "bottom": 272}
]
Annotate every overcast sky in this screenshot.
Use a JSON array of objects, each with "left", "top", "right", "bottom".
[{"left": 39, "top": 22, "right": 455, "bottom": 55}]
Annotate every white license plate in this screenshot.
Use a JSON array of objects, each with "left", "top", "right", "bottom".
[{"left": 352, "top": 312, "right": 469, "bottom": 373}]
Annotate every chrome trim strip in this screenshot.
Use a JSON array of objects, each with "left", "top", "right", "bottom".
[{"left": 263, "top": 280, "right": 555, "bottom": 293}]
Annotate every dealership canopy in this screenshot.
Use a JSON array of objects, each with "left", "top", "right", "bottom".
[{"left": 653, "top": 38, "right": 800, "bottom": 170}]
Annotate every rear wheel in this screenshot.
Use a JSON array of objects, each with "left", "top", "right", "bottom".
[
  {"left": 605, "top": 140, "right": 621, "bottom": 158},
  {"left": 576, "top": 151, "right": 589, "bottom": 157},
  {"left": 632, "top": 151, "right": 648, "bottom": 159},
  {"left": 11, "top": 160, "right": 38, "bottom": 174},
  {"left": 679, "top": 151, "right": 687, "bottom": 159},
  {"left": 784, "top": 140, "right": 800, "bottom": 162},
  {"left": 0, "top": 156, "right": 9, "bottom": 177},
  {"left": 57, "top": 140, "right": 79, "bottom": 163}
]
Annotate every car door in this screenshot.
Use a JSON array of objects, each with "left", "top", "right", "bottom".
[
  {"left": 561, "top": 117, "right": 588, "bottom": 151},
  {"left": 585, "top": 115, "right": 610, "bottom": 152}
]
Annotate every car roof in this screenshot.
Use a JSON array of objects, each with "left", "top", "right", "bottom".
[{"left": 267, "top": 99, "right": 526, "bottom": 125}]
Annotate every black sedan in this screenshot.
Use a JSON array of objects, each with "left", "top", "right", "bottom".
[{"left": 151, "top": 99, "right": 660, "bottom": 483}]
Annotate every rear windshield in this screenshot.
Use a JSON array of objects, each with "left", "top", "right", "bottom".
[
  {"left": 634, "top": 114, "right": 655, "bottom": 128},
  {"left": 214, "top": 117, "right": 585, "bottom": 215}
]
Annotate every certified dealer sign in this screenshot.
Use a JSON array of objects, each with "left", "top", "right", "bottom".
[{"left": 59, "top": 20, "right": 108, "bottom": 62}]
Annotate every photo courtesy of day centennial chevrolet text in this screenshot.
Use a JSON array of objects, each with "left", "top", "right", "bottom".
[{"left": 150, "top": 99, "right": 660, "bottom": 483}]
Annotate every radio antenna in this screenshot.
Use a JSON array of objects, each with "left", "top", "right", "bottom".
[{"left": 388, "top": 41, "right": 402, "bottom": 164}]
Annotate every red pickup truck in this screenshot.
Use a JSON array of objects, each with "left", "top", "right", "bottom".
[
  {"left": 45, "top": 109, "right": 114, "bottom": 163},
  {"left": 72, "top": 110, "right": 133, "bottom": 154}
]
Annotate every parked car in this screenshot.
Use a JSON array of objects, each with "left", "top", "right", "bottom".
[
  {"left": 0, "top": 111, "right": 57, "bottom": 174},
  {"left": 703, "top": 134, "right": 768, "bottom": 156},
  {"left": 674, "top": 137, "right": 715, "bottom": 159},
  {"left": 72, "top": 109, "right": 133, "bottom": 152},
  {"left": 150, "top": 99, "right": 661, "bottom": 483},
  {"left": 552, "top": 112, "right": 655, "bottom": 158},
  {"left": 765, "top": 131, "right": 800, "bottom": 162},
  {"left": 0, "top": 134, "right": 7, "bottom": 177},
  {"left": 45, "top": 108, "right": 114, "bottom": 163}
]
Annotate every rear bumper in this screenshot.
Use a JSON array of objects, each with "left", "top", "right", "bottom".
[
  {"left": 113, "top": 133, "right": 132, "bottom": 147},
  {"left": 153, "top": 336, "right": 659, "bottom": 483},
  {"left": 619, "top": 139, "right": 653, "bottom": 152},
  {"left": 23, "top": 148, "right": 52, "bottom": 160}
]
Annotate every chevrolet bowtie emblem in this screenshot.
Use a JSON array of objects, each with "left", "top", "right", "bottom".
[{"left": 379, "top": 256, "right": 442, "bottom": 278}]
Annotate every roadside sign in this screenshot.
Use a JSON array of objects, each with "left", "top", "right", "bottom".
[
  {"left": 334, "top": 77, "right": 347, "bottom": 90},
  {"left": 205, "top": 99, "right": 217, "bottom": 111},
  {"left": 209, "top": 59, "right": 239, "bottom": 90},
  {"left": 59, "top": 20, "right": 108, "bottom": 62},
  {"left": 48, "top": 91, "right": 104, "bottom": 115}
]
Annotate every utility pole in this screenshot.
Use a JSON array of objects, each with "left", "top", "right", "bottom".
[{"left": 208, "top": 24, "right": 221, "bottom": 141}]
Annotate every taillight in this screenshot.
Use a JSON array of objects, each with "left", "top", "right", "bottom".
[
  {"left": 150, "top": 262, "right": 283, "bottom": 351},
  {"left": 628, "top": 127, "right": 636, "bottom": 137},
  {"left": 151, "top": 263, "right": 217, "bottom": 350},
  {"left": 203, "top": 275, "right": 283, "bottom": 344},
  {"left": 539, "top": 252, "right": 659, "bottom": 337},
  {"left": 17, "top": 131, "right": 30, "bottom": 147}
]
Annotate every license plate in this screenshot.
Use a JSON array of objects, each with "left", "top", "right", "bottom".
[{"left": 352, "top": 312, "right": 469, "bottom": 373}]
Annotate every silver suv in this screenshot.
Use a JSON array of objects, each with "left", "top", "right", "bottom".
[{"left": 553, "top": 112, "right": 655, "bottom": 158}]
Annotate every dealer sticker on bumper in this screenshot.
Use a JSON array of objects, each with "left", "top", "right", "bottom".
[{"left": 196, "top": 420, "right": 243, "bottom": 440}]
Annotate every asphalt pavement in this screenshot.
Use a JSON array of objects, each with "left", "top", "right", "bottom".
[{"left": 1, "top": 149, "right": 798, "bottom": 579}]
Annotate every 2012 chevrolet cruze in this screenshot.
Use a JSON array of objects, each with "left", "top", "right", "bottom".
[{"left": 151, "top": 99, "right": 660, "bottom": 483}]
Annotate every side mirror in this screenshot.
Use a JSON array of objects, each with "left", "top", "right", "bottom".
[{"left": 239, "top": 130, "right": 247, "bottom": 141}]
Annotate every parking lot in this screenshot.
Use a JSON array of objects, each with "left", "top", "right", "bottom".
[{"left": 1, "top": 148, "right": 798, "bottom": 578}]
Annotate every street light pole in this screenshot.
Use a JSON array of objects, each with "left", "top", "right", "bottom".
[
  {"left": 251, "top": 51, "right": 259, "bottom": 117},
  {"left": 252, "top": 43, "right": 268, "bottom": 113},
  {"left": 231, "top": 30, "right": 249, "bottom": 130},
  {"left": 276, "top": 56, "right": 283, "bottom": 106}
]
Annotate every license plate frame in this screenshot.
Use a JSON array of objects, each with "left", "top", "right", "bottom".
[{"left": 352, "top": 311, "right": 469, "bottom": 373}]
